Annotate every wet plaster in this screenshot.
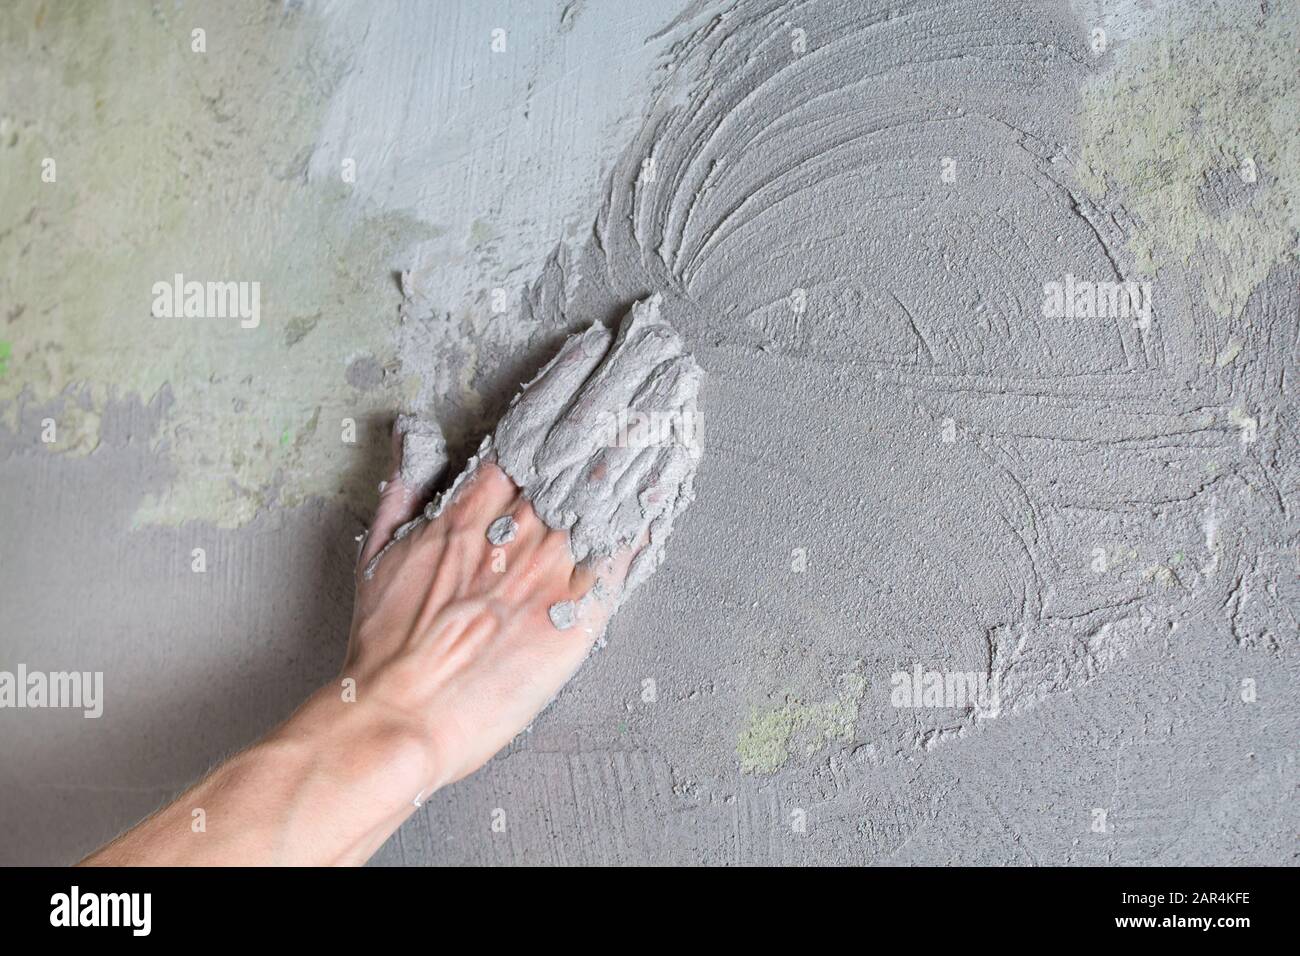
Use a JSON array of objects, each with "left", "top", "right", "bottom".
[
  {"left": 386, "top": 0, "right": 1297, "bottom": 861},
  {"left": 0, "top": 0, "right": 1295, "bottom": 865}
]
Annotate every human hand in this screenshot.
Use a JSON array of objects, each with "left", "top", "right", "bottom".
[
  {"left": 81, "top": 300, "right": 697, "bottom": 866},
  {"left": 339, "top": 429, "right": 638, "bottom": 803}
]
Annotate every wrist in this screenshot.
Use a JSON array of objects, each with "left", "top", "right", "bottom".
[
  {"left": 284, "top": 682, "right": 441, "bottom": 794},
  {"left": 259, "top": 685, "right": 441, "bottom": 863}
]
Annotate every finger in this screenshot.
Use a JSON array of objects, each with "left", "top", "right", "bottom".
[
  {"left": 358, "top": 421, "right": 425, "bottom": 572},
  {"left": 576, "top": 524, "right": 649, "bottom": 598},
  {"left": 552, "top": 526, "right": 651, "bottom": 638},
  {"left": 566, "top": 557, "right": 607, "bottom": 601},
  {"left": 504, "top": 496, "right": 551, "bottom": 552},
  {"left": 478, "top": 497, "right": 550, "bottom": 575},
  {"left": 486, "top": 519, "right": 570, "bottom": 608},
  {"left": 441, "top": 462, "right": 525, "bottom": 534}
]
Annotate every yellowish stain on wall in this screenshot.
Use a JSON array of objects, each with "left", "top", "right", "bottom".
[
  {"left": 737, "top": 672, "right": 867, "bottom": 774},
  {"left": 0, "top": 0, "right": 435, "bottom": 526},
  {"left": 1077, "top": 12, "right": 1298, "bottom": 319}
]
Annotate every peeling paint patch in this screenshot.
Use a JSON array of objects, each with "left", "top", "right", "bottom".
[
  {"left": 0, "top": 0, "right": 434, "bottom": 528},
  {"left": 1077, "top": 9, "right": 1299, "bottom": 317}
]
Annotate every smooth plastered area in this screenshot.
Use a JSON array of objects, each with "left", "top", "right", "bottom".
[{"left": 0, "top": 0, "right": 1295, "bottom": 864}]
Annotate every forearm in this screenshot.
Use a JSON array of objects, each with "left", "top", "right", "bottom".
[
  {"left": 80, "top": 688, "right": 436, "bottom": 867},
  {"left": 81, "top": 448, "right": 639, "bottom": 866}
]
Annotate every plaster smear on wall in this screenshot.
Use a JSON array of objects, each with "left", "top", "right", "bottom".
[
  {"left": 304, "top": 0, "right": 684, "bottom": 452},
  {"left": 396, "top": 0, "right": 1297, "bottom": 777},
  {"left": 0, "top": 0, "right": 678, "bottom": 529}
]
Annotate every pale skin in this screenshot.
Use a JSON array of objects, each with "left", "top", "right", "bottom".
[{"left": 81, "top": 434, "right": 635, "bottom": 866}]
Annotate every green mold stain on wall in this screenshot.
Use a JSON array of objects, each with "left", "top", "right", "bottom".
[
  {"left": 1077, "top": 10, "right": 1299, "bottom": 319},
  {"left": 0, "top": 0, "right": 436, "bottom": 527},
  {"left": 737, "top": 672, "right": 867, "bottom": 774}
]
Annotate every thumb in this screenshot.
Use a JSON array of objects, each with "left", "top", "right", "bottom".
[{"left": 357, "top": 418, "right": 440, "bottom": 574}]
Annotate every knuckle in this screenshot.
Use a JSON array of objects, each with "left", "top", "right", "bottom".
[{"left": 541, "top": 528, "right": 575, "bottom": 563}]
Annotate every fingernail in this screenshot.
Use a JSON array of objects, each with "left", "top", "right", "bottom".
[
  {"left": 486, "top": 515, "right": 518, "bottom": 545},
  {"left": 548, "top": 601, "right": 577, "bottom": 630}
]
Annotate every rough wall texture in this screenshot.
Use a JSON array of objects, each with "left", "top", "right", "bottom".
[{"left": 0, "top": 0, "right": 1294, "bottom": 865}]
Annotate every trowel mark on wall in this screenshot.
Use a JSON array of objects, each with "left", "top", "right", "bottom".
[{"left": 396, "top": 0, "right": 1297, "bottom": 779}]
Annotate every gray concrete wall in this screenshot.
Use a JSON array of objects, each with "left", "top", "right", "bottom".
[{"left": 0, "top": 0, "right": 1294, "bottom": 865}]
